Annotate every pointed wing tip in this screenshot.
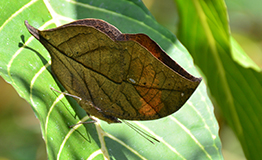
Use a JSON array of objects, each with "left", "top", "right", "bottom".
[
  {"left": 195, "top": 77, "right": 202, "bottom": 88},
  {"left": 197, "top": 77, "right": 202, "bottom": 83},
  {"left": 24, "top": 20, "right": 31, "bottom": 30},
  {"left": 190, "top": 76, "right": 202, "bottom": 85},
  {"left": 24, "top": 20, "right": 40, "bottom": 40}
]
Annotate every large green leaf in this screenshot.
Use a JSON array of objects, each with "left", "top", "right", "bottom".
[
  {"left": 175, "top": 0, "right": 262, "bottom": 159},
  {"left": 0, "top": 0, "right": 222, "bottom": 159}
]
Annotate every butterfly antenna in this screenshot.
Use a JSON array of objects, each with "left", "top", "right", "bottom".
[{"left": 122, "top": 120, "right": 160, "bottom": 144}]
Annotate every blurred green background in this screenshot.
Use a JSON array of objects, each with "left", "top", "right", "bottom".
[{"left": 1, "top": 0, "right": 261, "bottom": 159}]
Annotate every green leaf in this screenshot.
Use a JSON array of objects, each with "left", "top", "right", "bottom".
[
  {"left": 175, "top": 0, "right": 262, "bottom": 159},
  {"left": 0, "top": 0, "right": 222, "bottom": 159}
]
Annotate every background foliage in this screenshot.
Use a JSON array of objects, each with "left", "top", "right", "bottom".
[
  {"left": 175, "top": 0, "right": 262, "bottom": 160},
  {"left": 0, "top": 0, "right": 221, "bottom": 159}
]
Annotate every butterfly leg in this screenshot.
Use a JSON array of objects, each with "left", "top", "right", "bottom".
[
  {"left": 50, "top": 87, "right": 82, "bottom": 100},
  {"left": 69, "top": 115, "right": 97, "bottom": 128},
  {"left": 50, "top": 87, "right": 97, "bottom": 126}
]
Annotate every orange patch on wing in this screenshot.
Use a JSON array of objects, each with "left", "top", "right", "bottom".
[
  {"left": 138, "top": 103, "right": 157, "bottom": 116},
  {"left": 138, "top": 90, "right": 164, "bottom": 116}
]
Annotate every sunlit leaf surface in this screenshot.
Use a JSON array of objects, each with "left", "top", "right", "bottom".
[{"left": 176, "top": 0, "right": 262, "bottom": 159}]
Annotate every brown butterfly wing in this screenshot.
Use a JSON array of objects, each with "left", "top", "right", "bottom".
[
  {"left": 25, "top": 19, "right": 201, "bottom": 123},
  {"left": 38, "top": 26, "right": 126, "bottom": 123}
]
